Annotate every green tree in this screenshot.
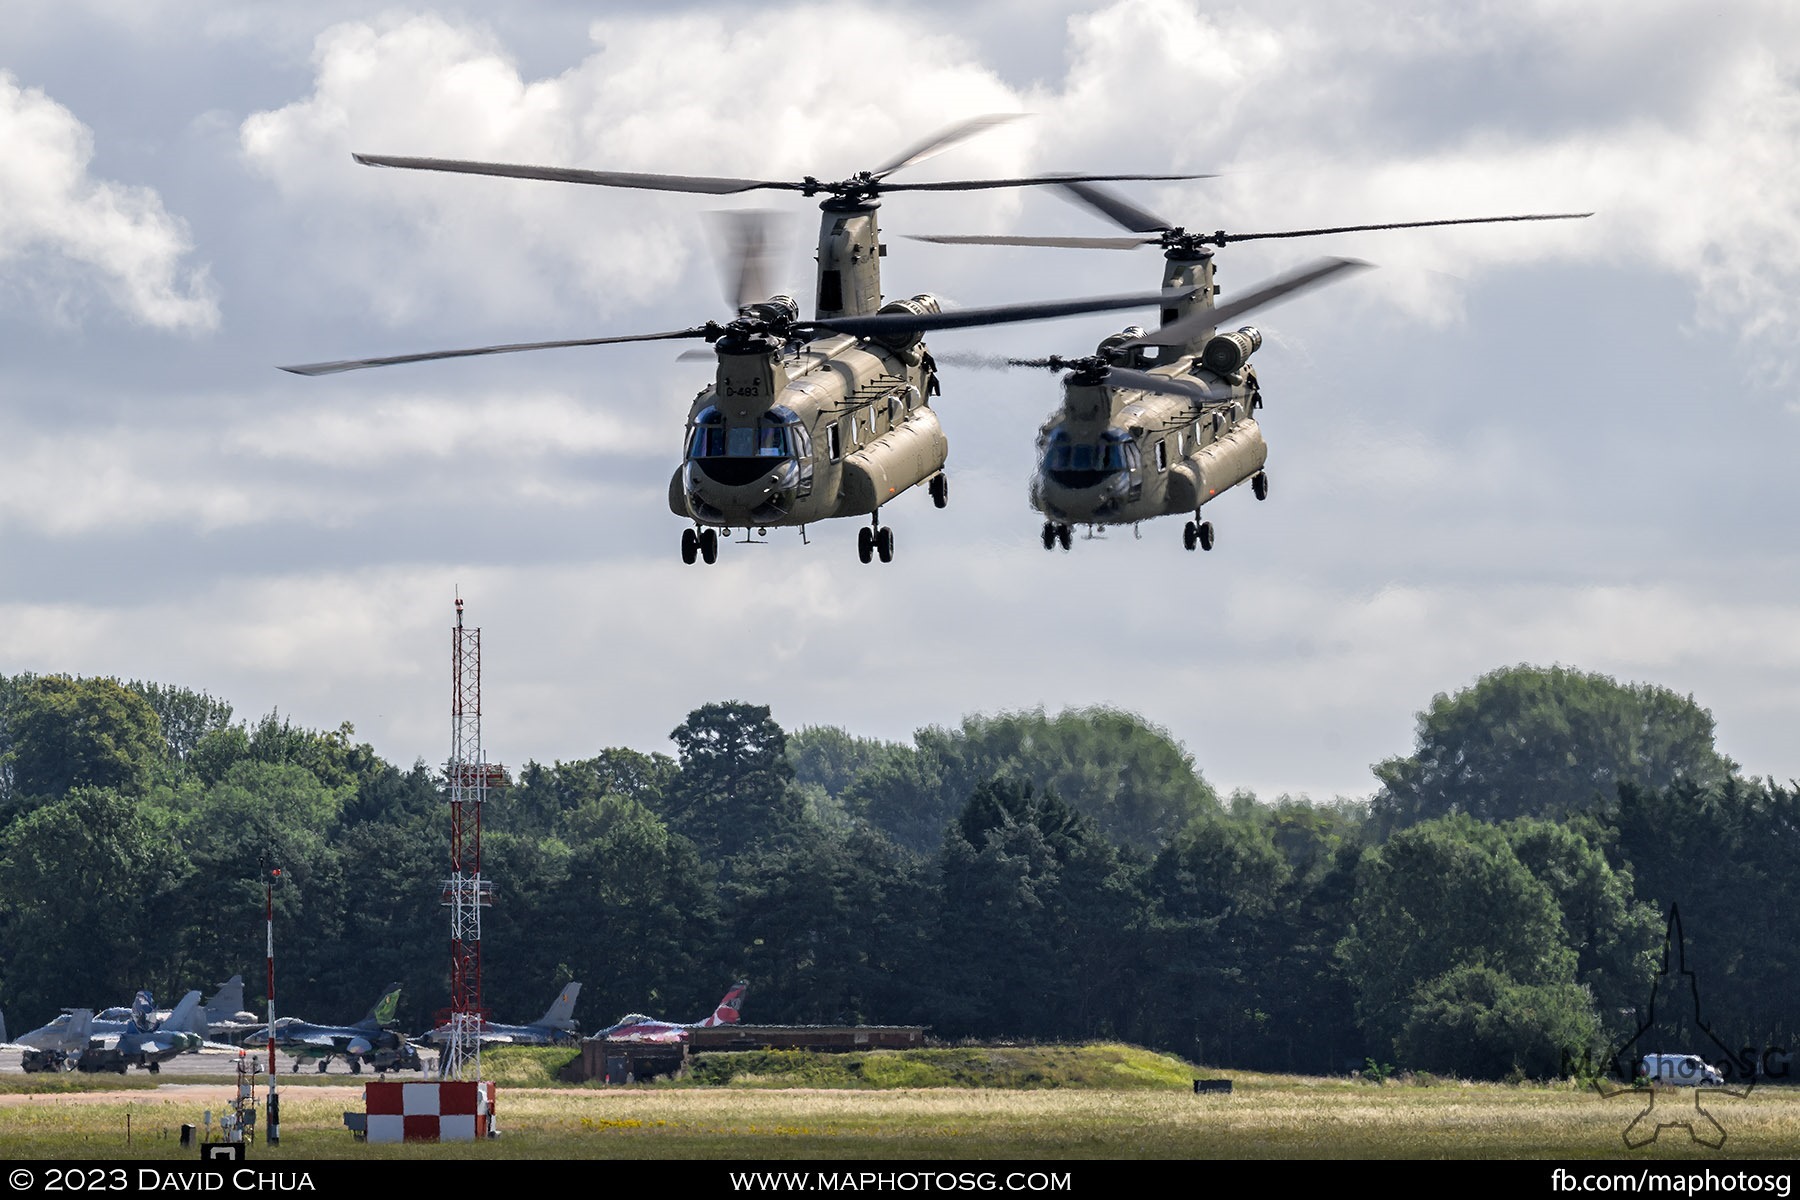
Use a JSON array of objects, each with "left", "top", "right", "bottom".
[
  {"left": 1339, "top": 815, "right": 1583, "bottom": 1055},
  {"left": 5, "top": 676, "right": 166, "bottom": 810},
  {"left": 0, "top": 788, "right": 193, "bottom": 1021},
  {"left": 1372, "top": 665, "right": 1734, "bottom": 831},
  {"left": 662, "top": 702, "right": 801, "bottom": 861},
  {"left": 1394, "top": 963, "right": 1602, "bottom": 1079}
]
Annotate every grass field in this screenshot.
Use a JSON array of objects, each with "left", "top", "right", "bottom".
[{"left": 0, "top": 1045, "right": 1792, "bottom": 1160}]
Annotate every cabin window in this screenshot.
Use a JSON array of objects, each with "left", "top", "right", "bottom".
[
  {"left": 1154, "top": 440, "right": 1168, "bottom": 471},
  {"left": 827, "top": 423, "right": 842, "bottom": 461}
]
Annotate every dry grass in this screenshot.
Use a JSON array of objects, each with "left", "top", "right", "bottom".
[{"left": 0, "top": 1062, "right": 1794, "bottom": 1159}]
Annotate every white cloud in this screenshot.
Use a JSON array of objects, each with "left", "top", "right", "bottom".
[
  {"left": 238, "top": 10, "right": 1028, "bottom": 328},
  {"left": 0, "top": 71, "right": 218, "bottom": 330}
]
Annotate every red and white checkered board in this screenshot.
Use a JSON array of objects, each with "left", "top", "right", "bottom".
[{"left": 363, "top": 1081, "right": 496, "bottom": 1143}]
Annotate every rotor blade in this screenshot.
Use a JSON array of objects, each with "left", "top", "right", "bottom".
[
  {"left": 1056, "top": 180, "right": 1177, "bottom": 234},
  {"left": 280, "top": 328, "right": 712, "bottom": 376},
  {"left": 878, "top": 172, "right": 1209, "bottom": 193},
  {"left": 353, "top": 154, "right": 803, "bottom": 195},
  {"left": 1214, "top": 212, "right": 1594, "bottom": 244},
  {"left": 710, "top": 210, "right": 788, "bottom": 311},
  {"left": 812, "top": 287, "right": 1194, "bottom": 338},
  {"left": 870, "top": 113, "right": 1023, "bottom": 180},
  {"left": 906, "top": 233, "right": 1160, "bottom": 250},
  {"left": 1102, "top": 367, "right": 1221, "bottom": 401},
  {"left": 1125, "top": 257, "right": 1371, "bottom": 348}
]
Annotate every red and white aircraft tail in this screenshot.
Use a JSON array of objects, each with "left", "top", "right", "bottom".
[{"left": 697, "top": 980, "right": 748, "bottom": 1028}]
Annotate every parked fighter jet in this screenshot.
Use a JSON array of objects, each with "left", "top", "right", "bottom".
[
  {"left": 239, "top": 982, "right": 421, "bottom": 1074},
  {"left": 166, "top": 975, "right": 264, "bottom": 1043},
  {"left": 78, "top": 991, "right": 208, "bottom": 1074},
  {"left": 422, "top": 982, "right": 583, "bottom": 1049},
  {"left": 10, "top": 1009, "right": 96, "bottom": 1073},
  {"left": 593, "top": 981, "right": 747, "bottom": 1044}
]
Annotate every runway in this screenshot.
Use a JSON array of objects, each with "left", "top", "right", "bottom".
[{"left": 0, "top": 1049, "right": 432, "bottom": 1079}]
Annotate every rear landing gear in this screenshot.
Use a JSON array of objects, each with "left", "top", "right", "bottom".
[
  {"left": 858, "top": 522, "right": 895, "bottom": 564},
  {"left": 1184, "top": 519, "right": 1214, "bottom": 551},
  {"left": 1041, "top": 521, "right": 1072, "bottom": 551},
  {"left": 1253, "top": 470, "right": 1269, "bottom": 501},
  {"left": 929, "top": 473, "right": 949, "bottom": 509}
]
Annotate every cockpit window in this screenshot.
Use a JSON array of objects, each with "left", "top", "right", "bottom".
[
  {"left": 1044, "top": 428, "right": 1133, "bottom": 473},
  {"left": 687, "top": 406, "right": 806, "bottom": 460}
]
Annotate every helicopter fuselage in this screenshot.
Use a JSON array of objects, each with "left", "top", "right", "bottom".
[
  {"left": 668, "top": 326, "right": 946, "bottom": 535},
  {"left": 1032, "top": 353, "right": 1265, "bottom": 529}
]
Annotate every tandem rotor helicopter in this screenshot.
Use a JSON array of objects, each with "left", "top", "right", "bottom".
[
  {"left": 282, "top": 115, "right": 1213, "bottom": 565},
  {"left": 915, "top": 181, "right": 1590, "bottom": 552}
]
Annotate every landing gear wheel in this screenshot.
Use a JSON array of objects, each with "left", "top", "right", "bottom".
[
  {"left": 1057, "top": 524, "right": 1072, "bottom": 551},
  {"left": 1041, "top": 521, "right": 1056, "bottom": 550},
  {"left": 148, "top": 1062, "right": 160, "bottom": 1075},
  {"left": 1253, "top": 471, "right": 1269, "bottom": 501},
  {"left": 877, "top": 526, "right": 894, "bottom": 563},
  {"left": 350, "top": 1060, "right": 363, "bottom": 1075},
  {"left": 317, "top": 1061, "right": 329, "bottom": 1074},
  {"left": 680, "top": 528, "right": 698, "bottom": 565},
  {"left": 1198, "top": 521, "right": 1215, "bottom": 551},
  {"left": 857, "top": 527, "right": 874, "bottom": 564},
  {"left": 929, "top": 473, "right": 949, "bottom": 509},
  {"left": 699, "top": 527, "right": 718, "bottom": 564},
  {"left": 1183, "top": 521, "right": 1198, "bottom": 551}
]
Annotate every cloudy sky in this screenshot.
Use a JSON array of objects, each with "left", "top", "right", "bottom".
[{"left": 3, "top": 0, "right": 1797, "bottom": 802}]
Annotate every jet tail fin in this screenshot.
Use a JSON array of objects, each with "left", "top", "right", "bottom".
[
  {"left": 63, "top": 1010, "right": 95, "bottom": 1054},
  {"left": 207, "top": 975, "right": 246, "bottom": 1022},
  {"left": 164, "top": 990, "right": 204, "bottom": 1034},
  {"left": 697, "top": 980, "right": 748, "bottom": 1028},
  {"left": 537, "top": 982, "right": 582, "bottom": 1030},
  {"left": 356, "top": 983, "right": 404, "bottom": 1030}
]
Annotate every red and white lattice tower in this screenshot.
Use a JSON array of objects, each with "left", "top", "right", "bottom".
[{"left": 443, "top": 596, "right": 498, "bottom": 1080}]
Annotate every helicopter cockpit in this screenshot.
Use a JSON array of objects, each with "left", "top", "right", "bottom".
[
  {"left": 1040, "top": 426, "right": 1142, "bottom": 492},
  {"left": 684, "top": 405, "right": 814, "bottom": 489}
]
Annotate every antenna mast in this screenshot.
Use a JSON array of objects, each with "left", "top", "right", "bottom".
[{"left": 443, "top": 595, "right": 498, "bottom": 1080}]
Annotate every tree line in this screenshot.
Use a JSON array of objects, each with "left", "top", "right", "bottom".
[{"left": 0, "top": 664, "right": 1792, "bottom": 1081}]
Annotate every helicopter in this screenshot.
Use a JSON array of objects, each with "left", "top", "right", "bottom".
[
  {"left": 280, "top": 116, "right": 1210, "bottom": 565},
  {"left": 914, "top": 182, "right": 1591, "bottom": 551}
]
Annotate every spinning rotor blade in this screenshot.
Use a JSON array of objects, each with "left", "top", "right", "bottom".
[
  {"left": 353, "top": 154, "right": 797, "bottom": 194},
  {"left": 812, "top": 287, "right": 1197, "bottom": 337},
  {"left": 353, "top": 153, "right": 1205, "bottom": 199},
  {"left": 871, "top": 113, "right": 1023, "bottom": 179},
  {"left": 931, "top": 353, "right": 1219, "bottom": 399},
  {"left": 280, "top": 327, "right": 711, "bottom": 376},
  {"left": 711, "top": 210, "right": 789, "bottom": 311},
  {"left": 1212, "top": 211, "right": 1595, "bottom": 244},
  {"left": 875, "top": 172, "right": 1207, "bottom": 193},
  {"left": 1102, "top": 366, "right": 1220, "bottom": 400},
  {"left": 908, "top": 233, "right": 1160, "bottom": 250},
  {"left": 1057, "top": 180, "right": 1176, "bottom": 233},
  {"left": 1125, "top": 257, "right": 1370, "bottom": 348}
]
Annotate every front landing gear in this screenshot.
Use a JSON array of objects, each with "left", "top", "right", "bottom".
[
  {"left": 681, "top": 527, "right": 719, "bottom": 565},
  {"left": 1041, "top": 521, "right": 1072, "bottom": 551},
  {"left": 1183, "top": 519, "right": 1214, "bottom": 551},
  {"left": 858, "top": 521, "right": 895, "bottom": 564}
]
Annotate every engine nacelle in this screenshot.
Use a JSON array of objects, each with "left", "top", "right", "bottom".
[
  {"left": 1200, "top": 325, "right": 1262, "bottom": 374},
  {"left": 741, "top": 295, "right": 799, "bottom": 324},
  {"left": 879, "top": 293, "right": 943, "bottom": 320}
]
